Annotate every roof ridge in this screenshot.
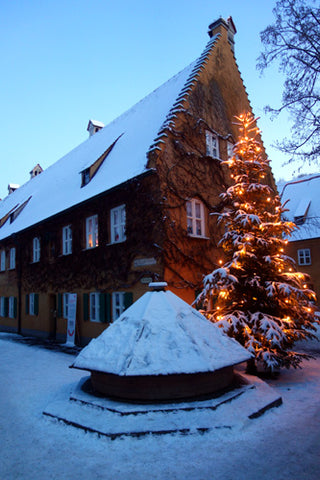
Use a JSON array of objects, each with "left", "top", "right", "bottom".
[{"left": 148, "top": 33, "right": 221, "bottom": 154}]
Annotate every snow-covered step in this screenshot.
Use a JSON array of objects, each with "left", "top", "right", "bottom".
[{"left": 43, "top": 373, "right": 282, "bottom": 438}]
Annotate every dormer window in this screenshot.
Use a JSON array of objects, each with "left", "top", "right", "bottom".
[
  {"left": 206, "top": 131, "right": 219, "bottom": 158},
  {"left": 87, "top": 119, "right": 105, "bottom": 137},
  {"left": 294, "top": 198, "right": 310, "bottom": 226},
  {"left": 81, "top": 169, "right": 90, "bottom": 187}
]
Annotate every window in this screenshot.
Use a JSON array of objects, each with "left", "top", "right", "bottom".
[
  {"left": 81, "top": 168, "right": 90, "bottom": 187},
  {"left": 9, "top": 248, "right": 16, "bottom": 269},
  {"left": 227, "top": 141, "right": 234, "bottom": 158},
  {"left": 0, "top": 250, "right": 5, "bottom": 271},
  {"left": 112, "top": 292, "right": 133, "bottom": 320},
  {"left": 9, "top": 296, "right": 16, "bottom": 318},
  {"left": 90, "top": 292, "right": 100, "bottom": 322},
  {"left": 110, "top": 205, "right": 126, "bottom": 244},
  {"left": 86, "top": 215, "right": 98, "bottom": 248},
  {"left": 26, "top": 293, "right": 38, "bottom": 316},
  {"left": 62, "top": 225, "right": 72, "bottom": 255},
  {"left": 63, "top": 293, "right": 70, "bottom": 319},
  {"left": 112, "top": 292, "right": 125, "bottom": 320},
  {"left": 186, "top": 199, "right": 205, "bottom": 237},
  {"left": 298, "top": 248, "right": 311, "bottom": 265},
  {"left": 206, "top": 131, "right": 219, "bottom": 158},
  {"left": 33, "top": 237, "right": 40, "bottom": 262}
]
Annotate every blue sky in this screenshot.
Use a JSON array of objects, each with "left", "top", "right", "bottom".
[{"left": 0, "top": 0, "right": 309, "bottom": 200}]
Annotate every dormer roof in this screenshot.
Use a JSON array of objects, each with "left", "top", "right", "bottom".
[{"left": 279, "top": 174, "right": 320, "bottom": 240}]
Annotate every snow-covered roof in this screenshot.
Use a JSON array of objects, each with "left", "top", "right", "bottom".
[
  {"left": 72, "top": 289, "right": 251, "bottom": 376},
  {"left": 279, "top": 174, "right": 320, "bottom": 241},
  {"left": 0, "top": 33, "right": 220, "bottom": 242}
]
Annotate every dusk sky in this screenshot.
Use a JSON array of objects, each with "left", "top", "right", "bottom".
[{"left": 0, "top": 0, "right": 312, "bottom": 200}]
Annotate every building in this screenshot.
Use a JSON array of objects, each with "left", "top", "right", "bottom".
[
  {"left": 279, "top": 174, "right": 320, "bottom": 303},
  {"left": 0, "top": 17, "right": 275, "bottom": 344}
]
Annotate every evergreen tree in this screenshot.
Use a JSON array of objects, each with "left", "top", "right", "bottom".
[{"left": 199, "top": 112, "right": 319, "bottom": 372}]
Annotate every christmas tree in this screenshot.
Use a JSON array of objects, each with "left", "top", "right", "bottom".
[{"left": 199, "top": 112, "right": 319, "bottom": 372}]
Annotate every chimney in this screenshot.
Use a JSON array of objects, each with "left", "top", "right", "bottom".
[
  {"left": 87, "top": 119, "right": 105, "bottom": 137},
  {"left": 208, "top": 16, "right": 237, "bottom": 52}
]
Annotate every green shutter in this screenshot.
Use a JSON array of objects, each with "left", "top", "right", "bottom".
[
  {"left": 25, "top": 294, "right": 29, "bottom": 315},
  {"left": 99, "top": 293, "right": 106, "bottom": 323},
  {"left": 83, "top": 293, "right": 89, "bottom": 321},
  {"left": 99, "top": 293, "right": 112, "bottom": 323},
  {"left": 4, "top": 297, "right": 8, "bottom": 317},
  {"left": 57, "top": 293, "right": 62, "bottom": 317},
  {"left": 124, "top": 292, "right": 133, "bottom": 310},
  {"left": 34, "top": 294, "right": 39, "bottom": 315},
  {"left": 13, "top": 297, "right": 17, "bottom": 319},
  {"left": 106, "top": 293, "right": 112, "bottom": 323}
]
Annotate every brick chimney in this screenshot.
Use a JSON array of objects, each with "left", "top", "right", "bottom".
[{"left": 208, "top": 16, "right": 237, "bottom": 52}]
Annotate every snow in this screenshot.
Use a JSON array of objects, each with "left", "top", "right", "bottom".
[
  {"left": 0, "top": 61, "right": 196, "bottom": 241},
  {"left": 279, "top": 174, "right": 320, "bottom": 240},
  {"left": 72, "top": 290, "right": 251, "bottom": 375},
  {"left": 1, "top": 333, "right": 320, "bottom": 480}
]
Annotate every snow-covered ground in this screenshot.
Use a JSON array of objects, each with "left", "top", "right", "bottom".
[{"left": 1, "top": 332, "right": 319, "bottom": 480}]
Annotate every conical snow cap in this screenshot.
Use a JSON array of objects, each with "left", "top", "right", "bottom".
[{"left": 73, "top": 288, "right": 251, "bottom": 376}]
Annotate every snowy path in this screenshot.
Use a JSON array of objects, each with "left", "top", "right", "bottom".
[{"left": 0, "top": 334, "right": 319, "bottom": 480}]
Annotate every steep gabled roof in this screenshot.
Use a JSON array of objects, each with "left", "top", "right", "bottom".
[
  {"left": 0, "top": 30, "right": 222, "bottom": 241},
  {"left": 279, "top": 174, "right": 320, "bottom": 240}
]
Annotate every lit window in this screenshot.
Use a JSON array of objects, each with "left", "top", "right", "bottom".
[
  {"left": 298, "top": 248, "right": 311, "bottom": 265},
  {"left": 62, "top": 225, "right": 72, "bottom": 255},
  {"left": 206, "top": 131, "right": 219, "bottom": 158},
  {"left": 9, "top": 296, "right": 15, "bottom": 318},
  {"left": 33, "top": 237, "right": 40, "bottom": 262},
  {"left": 86, "top": 215, "right": 98, "bottom": 249},
  {"left": 90, "top": 292, "right": 100, "bottom": 322},
  {"left": 186, "top": 199, "right": 205, "bottom": 237},
  {"left": 110, "top": 205, "right": 126, "bottom": 244},
  {"left": 9, "top": 248, "right": 16, "bottom": 269},
  {"left": 0, "top": 251, "right": 5, "bottom": 271},
  {"left": 112, "top": 292, "right": 125, "bottom": 320},
  {"left": 63, "top": 293, "right": 70, "bottom": 319}
]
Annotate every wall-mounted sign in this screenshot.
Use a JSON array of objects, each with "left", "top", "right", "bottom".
[{"left": 133, "top": 257, "right": 157, "bottom": 267}]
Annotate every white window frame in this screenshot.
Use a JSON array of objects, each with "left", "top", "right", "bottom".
[
  {"left": 112, "top": 292, "right": 125, "bottom": 321},
  {"left": 29, "top": 293, "right": 35, "bottom": 315},
  {"left": 86, "top": 215, "right": 99, "bottom": 249},
  {"left": 0, "top": 250, "right": 5, "bottom": 271},
  {"left": 186, "top": 199, "right": 206, "bottom": 238},
  {"left": 206, "top": 131, "right": 219, "bottom": 158},
  {"left": 298, "top": 248, "right": 311, "bottom": 266},
  {"left": 227, "top": 141, "right": 234, "bottom": 158},
  {"left": 62, "top": 225, "right": 72, "bottom": 255},
  {"left": 33, "top": 237, "right": 40, "bottom": 263},
  {"left": 90, "top": 292, "right": 100, "bottom": 322},
  {"left": 0, "top": 297, "right": 5, "bottom": 316},
  {"left": 9, "top": 247, "right": 16, "bottom": 269},
  {"left": 110, "top": 205, "right": 126, "bottom": 244},
  {"left": 63, "top": 293, "right": 70, "bottom": 319},
  {"left": 9, "top": 296, "right": 15, "bottom": 318}
]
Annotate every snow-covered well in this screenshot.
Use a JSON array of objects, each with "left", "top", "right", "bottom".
[{"left": 72, "top": 284, "right": 251, "bottom": 401}]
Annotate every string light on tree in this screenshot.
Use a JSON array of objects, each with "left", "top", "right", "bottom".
[{"left": 198, "top": 112, "right": 319, "bottom": 373}]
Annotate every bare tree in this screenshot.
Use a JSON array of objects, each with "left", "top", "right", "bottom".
[{"left": 258, "top": 0, "right": 320, "bottom": 168}]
